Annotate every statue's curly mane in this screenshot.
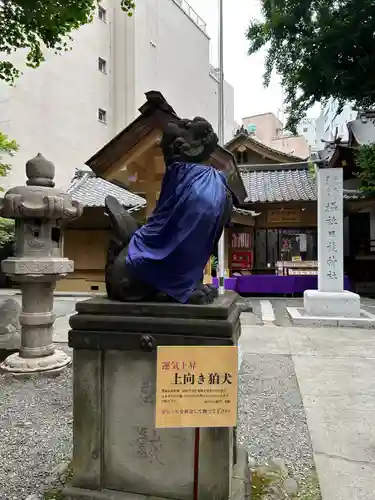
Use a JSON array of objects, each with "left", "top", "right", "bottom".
[{"left": 161, "top": 117, "right": 218, "bottom": 165}]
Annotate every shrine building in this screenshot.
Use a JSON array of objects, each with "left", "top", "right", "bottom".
[{"left": 58, "top": 93, "right": 375, "bottom": 296}]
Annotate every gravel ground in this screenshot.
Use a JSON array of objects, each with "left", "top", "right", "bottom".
[
  {"left": 237, "top": 353, "right": 315, "bottom": 481},
  {"left": 0, "top": 346, "right": 314, "bottom": 498},
  {"left": 0, "top": 347, "right": 73, "bottom": 500}
]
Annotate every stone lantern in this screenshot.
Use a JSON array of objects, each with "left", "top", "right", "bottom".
[{"left": 0, "top": 153, "right": 83, "bottom": 374}]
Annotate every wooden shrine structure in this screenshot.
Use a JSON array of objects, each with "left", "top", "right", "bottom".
[{"left": 59, "top": 92, "right": 247, "bottom": 292}]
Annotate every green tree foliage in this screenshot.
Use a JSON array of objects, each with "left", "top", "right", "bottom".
[
  {"left": 0, "top": 132, "right": 18, "bottom": 244},
  {"left": 356, "top": 144, "right": 375, "bottom": 194},
  {"left": 0, "top": 0, "right": 135, "bottom": 84},
  {"left": 247, "top": 0, "right": 375, "bottom": 132},
  {"left": 0, "top": 131, "right": 18, "bottom": 180}
]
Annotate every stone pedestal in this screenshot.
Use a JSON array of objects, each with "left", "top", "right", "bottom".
[
  {"left": 64, "top": 292, "right": 250, "bottom": 500},
  {"left": 288, "top": 167, "right": 375, "bottom": 327},
  {"left": 304, "top": 290, "right": 360, "bottom": 317},
  {"left": 0, "top": 153, "right": 82, "bottom": 374}
]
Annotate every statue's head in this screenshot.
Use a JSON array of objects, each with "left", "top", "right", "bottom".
[{"left": 161, "top": 117, "right": 218, "bottom": 166}]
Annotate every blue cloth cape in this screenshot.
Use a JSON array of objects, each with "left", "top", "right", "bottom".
[{"left": 126, "top": 161, "right": 227, "bottom": 303}]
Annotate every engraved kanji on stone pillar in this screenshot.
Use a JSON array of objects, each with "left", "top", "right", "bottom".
[
  {"left": 0, "top": 153, "right": 83, "bottom": 374},
  {"left": 317, "top": 168, "right": 344, "bottom": 292},
  {"left": 303, "top": 165, "right": 361, "bottom": 318}
]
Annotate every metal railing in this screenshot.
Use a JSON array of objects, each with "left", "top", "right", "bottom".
[{"left": 172, "top": 0, "right": 207, "bottom": 33}]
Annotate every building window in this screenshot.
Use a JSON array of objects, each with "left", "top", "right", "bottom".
[
  {"left": 98, "top": 108, "right": 107, "bottom": 123},
  {"left": 98, "top": 57, "right": 107, "bottom": 73},
  {"left": 303, "top": 127, "right": 308, "bottom": 133},
  {"left": 98, "top": 6, "right": 107, "bottom": 22}
]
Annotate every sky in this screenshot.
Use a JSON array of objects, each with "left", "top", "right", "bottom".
[{"left": 187, "top": 0, "right": 319, "bottom": 124}]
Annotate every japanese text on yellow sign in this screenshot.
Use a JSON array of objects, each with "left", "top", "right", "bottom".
[{"left": 155, "top": 345, "right": 238, "bottom": 428}]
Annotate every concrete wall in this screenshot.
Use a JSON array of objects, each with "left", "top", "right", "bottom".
[
  {"left": 242, "top": 113, "right": 309, "bottom": 158},
  {"left": 0, "top": 1, "right": 114, "bottom": 190},
  {"left": 131, "top": 0, "right": 235, "bottom": 140},
  {"left": 242, "top": 113, "right": 283, "bottom": 145},
  {"left": 271, "top": 134, "right": 309, "bottom": 159},
  {"left": 206, "top": 77, "right": 236, "bottom": 144},
  {"left": 0, "top": 0, "right": 235, "bottom": 190}
]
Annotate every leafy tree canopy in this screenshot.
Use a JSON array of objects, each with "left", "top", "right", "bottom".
[
  {"left": 356, "top": 144, "right": 375, "bottom": 194},
  {"left": 0, "top": 132, "right": 18, "bottom": 244},
  {"left": 247, "top": 0, "right": 375, "bottom": 132},
  {"left": 0, "top": 0, "right": 135, "bottom": 84}
]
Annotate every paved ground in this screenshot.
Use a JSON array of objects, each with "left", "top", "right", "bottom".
[
  {"left": 1, "top": 290, "right": 375, "bottom": 330},
  {"left": 240, "top": 321, "right": 375, "bottom": 500},
  {"left": 242, "top": 296, "right": 375, "bottom": 327},
  {"left": 1, "top": 292, "right": 375, "bottom": 499}
]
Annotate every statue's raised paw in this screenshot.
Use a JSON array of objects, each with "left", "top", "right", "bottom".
[{"left": 204, "top": 284, "right": 219, "bottom": 300}]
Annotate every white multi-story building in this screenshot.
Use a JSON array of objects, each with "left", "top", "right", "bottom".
[
  {"left": 297, "top": 117, "right": 318, "bottom": 153},
  {"left": 315, "top": 98, "right": 357, "bottom": 147},
  {"left": 0, "top": 0, "right": 236, "bottom": 189}
]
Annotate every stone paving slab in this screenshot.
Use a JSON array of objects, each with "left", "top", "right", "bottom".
[
  {"left": 293, "top": 356, "right": 375, "bottom": 396},
  {"left": 314, "top": 453, "right": 375, "bottom": 500},
  {"left": 240, "top": 325, "right": 290, "bottom": 355},
  {"left": 287, "top": 326, "right": 375, "bottom": 358},
  {"left": 303, "top": 393, "right": 375, "bottom": 465},
  {"left": 241, "top": 323, "right": 375, "bottom": 500}
]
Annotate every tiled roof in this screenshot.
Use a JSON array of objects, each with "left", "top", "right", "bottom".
[
  {"left": 240, "top": 167, "right": 316, "bottom": 202},
  {"left": 68, "top": 170, "right": 146, "bottom": 210},
  {"left": 67, "top": 168, "right": 365, "bottom": 212},
  {"left": 239, "top": 167, "right": 365, "bottom": 203}
]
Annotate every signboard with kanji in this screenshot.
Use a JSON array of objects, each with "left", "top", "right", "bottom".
[
  {"left": 155, "top": 346, "right": 238, "bottom": 429},
  {"left": 231, "top": 250, "right": 253, "bottom": 270}
]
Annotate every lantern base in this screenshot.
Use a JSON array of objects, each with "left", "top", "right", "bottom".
[{"left": 0, "top": 349, "right": 71, "bottom": 375}]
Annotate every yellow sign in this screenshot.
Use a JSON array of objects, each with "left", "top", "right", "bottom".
[{"left": 155, "top": 345, "right": 238, "bottom": 429}]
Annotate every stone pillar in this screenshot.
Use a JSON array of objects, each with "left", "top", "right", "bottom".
[
  {"left": 0, "top": 153, "right": 83, "bottom": 374},
  {"left": 304, "top": 166, "right": 361, "bottom": 317},
  {"left": 64, "top": 292, "right": 249, "bottom": 500},
  {"left": 317, "top": 167, "right": 344, "bottom": 291}
]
